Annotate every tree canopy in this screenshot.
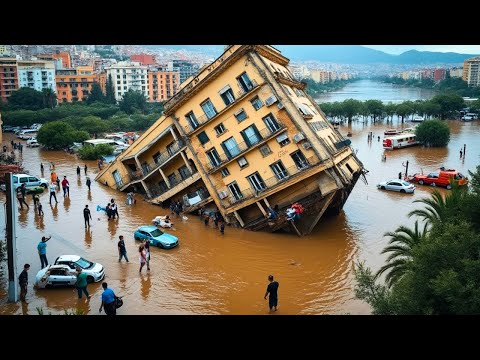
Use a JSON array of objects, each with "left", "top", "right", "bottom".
[
  {"left": 415, "top": 119, "right": 450, "bottom": 147},
  {"left": 37, "top": 121, "right": 90, "bottom": 150},
  {"left": 119, "top": 89, "right": 147, "bottom": 114}
]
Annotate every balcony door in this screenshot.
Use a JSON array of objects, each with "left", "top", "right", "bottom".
[{"left": 247, "top": 172, "right": 266, "bottom": 193}]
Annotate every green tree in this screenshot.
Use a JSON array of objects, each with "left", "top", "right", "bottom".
[
  {"left": 37, "top": 121, "right": 90, "bottom": 150},
  {"left": 415, "top": 119, "right": 450, "bottom": 147},
  {"left": 376, "top": 221, "right": 428, "bottom": 288},
  {"left": 119, "top": 89, "right": 147, "bottom": 115},
  {"left": 78, "top": 144, "right": 114, "bottom": 160},
  {"left": 365, "top": 99, "right": 384, "bottom": 123},
  {"left": 422, "top": 100, "right": 441, "bottom": 119},
  {"left": 384, "top": 103, "right": 396, "bottom": 121},
  {"left": 431, "top": 93, "right": 464, "bottom": 119},
  {"left": 71, "top": 115, "right": 110, "bottom": 135},
  {"left": 42, "top": 88, "right": 57, "bottom": 109},
  {"left": 395, "top": 103, "right": 412, "bottom": 123},
  {"left": 8, "top": 87, "right": 45, "bottom": 110},
  {"left": 105, "top": 74, "right": 116, "bottom": 104},
  {"left": 87, "top": 82, "right": 105, "bottom": 104},
  {"left": 341, "top": 99, "right": 362, "bottom": 123}
]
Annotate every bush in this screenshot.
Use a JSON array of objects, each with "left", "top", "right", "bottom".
[
  {"left": 78, "top": 144, "right": 114, "bottom": 160},
  {"left": 415, "top": 119, "right": 450, "bottom": 147},
  {"left": 37, "top": 121, "right": 91, "bottom": 150}
]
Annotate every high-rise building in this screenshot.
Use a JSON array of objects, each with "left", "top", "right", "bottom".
[
  {"left": 0, "top": 57, "right": 19, "bottom": 103},
  {"left": 462, "top": 57, "right": 480, "bottom": 87},
  {"left": 148, "top": 70, "right": 179, "bottom": 102},
  {"left": 17, "top": 60, "right": 56, "bottom": 93},
  {"left": 166, "top": 60, "right": 199, "bottom": 85},
  {"left": 105, "top": 61, "right": 149, "bottom": 101},
  {"left": 95, "top": 45, "right": 364, "bottom": 236},
  {"left": 56, "top": 66, "right": 99, "bottom": 103}
]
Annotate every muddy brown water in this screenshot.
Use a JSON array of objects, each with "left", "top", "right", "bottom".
[{"left": 0, "top": 120, "right": 479, "bottom": 315}]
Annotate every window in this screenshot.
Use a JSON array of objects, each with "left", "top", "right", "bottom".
[
  {"left": 227, "top": 181, "right": 243, "bottom": 201},
  {"left": 237, "top": 156, "right": 248, "bottom": 169},
  {"left": 234, "top": 108, "right": 248, "bottom": 122},
  {"left": 263, "top": 114, "right": 281, "bottom": 133},
  {"left": 220, "top": 136, "right": 241, "bottom": 159},
  {"left": 168, "top": 173, "right": 178, "bottom": 187},
  {"left": 124, "top": 86, "right": 127, "bottom": 90},
  {"left": 158, "top": 180, "right": 169, "bottom": 192},
  {"left": 207, "top": 148, "right": 222, "bottom": 167},
  {"left": 219, "top": 86, "right": 235, "bottom": 106},
  {"left": 310, "top": 121, "right": 327, "bottom": 131},
  {"left": 247, "top": 172, "right": 266, "bottom": 192},
  {"left": 241, "top": 124, "right": 262, "bottom": 147},
  {"left": 282, "top": 84, "right": 292, "bottom": 95},
  {"left": 221, "top": 168, "right": 230, "bottom": 177},
  {"left": 214, "top": 123, "right": 226, "bottom": 136},
  {"left": 116, "top": 75, "right": 120, "bottom": 79},
  {"left": 250, "top": 96, "right": 263, "bottom": 111},
  {"left": 167, "top": 142, "right": 176, "bottom": 156},
  {"left": 271, "top": 161, "right": 288, "bottom": 180},
  {"left": 298, "top": 104, "right": 312, "bottom": 116},
  {"left": 185, "top": 111, "right": 199, "bottom": 130},
  {"left": 291, "top": 150, "right": 309, "bottom": 169},
  {"left": 276, "top": 133, "right": 290, "bottom": 147},
  {"left": 295, "top": 88, "right": 304, "bottom": 97},
  {"left": 237, "top": 72, "right": 253, "bottom": 93},
  {"left": 345, "top": 163, "right": 354, "bottom": 174},
  {"left": 178, "top": 166, "right": 190, "bottom": 180},
  {"left": 197, "top": 131, "right": 209, "bottom": 145},
  {"left": 259, "top": 144, "right": 272, "bottom": 157},
  {"left": 201, "top": 99, "right": 217, "bottom": 119}
]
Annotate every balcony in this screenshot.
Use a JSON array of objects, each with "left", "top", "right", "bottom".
[
  {"left": 149, "top": 170, "right": 201, "bottom": 202},
  {"left": 183, "top": 79, "right": 260, "bottom": 135},
  {"left": 138, "top": 139, "right": 185, "bottom": 181},
  {"left": 273, "top": 72, "right": 306, "bottom": 90},
  {"left": 220, "top": 156, "right": 319, "bottom": 209},
  {"left": 205, "top": 123, "right": 286, "bottom": 173}
]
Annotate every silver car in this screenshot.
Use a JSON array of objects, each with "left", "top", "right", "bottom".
[{"left": 377, "top": 179, "right": 416, "bottom": 193}]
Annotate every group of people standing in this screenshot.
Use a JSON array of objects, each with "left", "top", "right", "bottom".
[
  {"left": 117, "top": 234, "right": 150, "bottom": 273},
  {"left": 105, "top": 199, "right": 119, "bottom": 220},
  {"left": 199, "top": 207, "right": 225, "bottom": 235}
]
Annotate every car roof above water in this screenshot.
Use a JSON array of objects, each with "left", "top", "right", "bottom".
[
  {"left": 56, "top": 255, "right": 81, "bottom": 262},
  {"left": 138, "top": 225, "right": 157, "bottom": 232}
]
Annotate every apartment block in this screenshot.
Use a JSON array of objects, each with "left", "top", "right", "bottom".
[
  {"left": 463, "top": 57, "right": 480, "bottom": 87},
  {"left": 148, "top": 70, "right": 179, "bottom": 101},
  {"left": 105, "top": 61, "right": 149, "bottom": 101},
  {"left": 17, "top": 60, "right": 56, "bottom": 93},
  {"left": 56, "top": 66, "right": 98, "bottom": 103},
  {"left": 0, "top": 57, "right": 19, "bottom": 103}
]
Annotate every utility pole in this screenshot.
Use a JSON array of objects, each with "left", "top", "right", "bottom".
[{"left": 5, "top": 173, "right": 18, "bottom": 302}]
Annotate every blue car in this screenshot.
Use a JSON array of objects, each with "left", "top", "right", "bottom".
[{"left": 134, "top": 225, "right": 179, "bottom": 249}]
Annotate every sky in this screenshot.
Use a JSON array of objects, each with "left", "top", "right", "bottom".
[{"left": 364, "top": 45, "right": 480, "bottom": 55}]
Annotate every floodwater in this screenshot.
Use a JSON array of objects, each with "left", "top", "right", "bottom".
[
  {"left": 315, "top": 79, "right": 436, "bottom": 103},
  {"left": 0, "top": 119, "right": 479, "bottom": 315}
]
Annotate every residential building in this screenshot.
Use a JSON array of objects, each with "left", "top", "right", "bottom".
[
  {"left": 56, "top": 66, "right": 99, "bottom": 103},
  {"left": 105, "top": 61, "right": 149, "bottom": 101},
  {"left": 166, "top": 60, "right": 199, "bottom": 85},
  {"left": 433, "top": 69, "right": 446, "bottom": 82},
  {"left": 311, "top": 70, "right": 330, "bottom": 84},
  {"left": 96, "top": 45, "right": 364, "bottom": 236},
  {"left": 131, "top": 54, "right": 155, "bottom": 65},
  {"left": 463, "top": 57, "right": 480, "bottom": 87},
  {"left": 98, "top": 71, "right": 107, "bottom": 94},
  {"left": 449, "top": 67, "right": 463, "bottom": 78},
  {"left": 17, "top": 60, "right": 56, "bottom": 93},
  {"left": 0, "top": 45, "right": 8, "bottom": 55},
  {"left": 148, "top": 70, "right": 179, "bottom": 102},
  {"left": 37, "top": 52, "right": 72, "bottom": 69},
  {"left": 0, "top": 57, "right": 19, "bottom": 103}
]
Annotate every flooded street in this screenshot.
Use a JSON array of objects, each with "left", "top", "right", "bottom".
[{"left": 1, "top": 119, "right": 479, "bottom": 315}]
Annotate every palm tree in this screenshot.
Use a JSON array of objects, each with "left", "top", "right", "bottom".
[
  {"left": 408, "top": 185, "right": 464, "bottom": 226},
  {"left": 375, "top": 221, "right": 428, "bottom": 288}
]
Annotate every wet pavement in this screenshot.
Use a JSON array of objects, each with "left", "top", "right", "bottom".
[{"left": 0, "top": 119, "right": 479, "bottom": 315}]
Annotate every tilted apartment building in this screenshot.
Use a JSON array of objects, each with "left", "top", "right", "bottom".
[{"left": 96, "top": 45, "right": 364, "bottom": 236}]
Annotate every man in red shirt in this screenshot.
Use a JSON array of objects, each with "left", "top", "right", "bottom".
[{"left": 61, "top": 176, "right": 70, "bottom": 197}]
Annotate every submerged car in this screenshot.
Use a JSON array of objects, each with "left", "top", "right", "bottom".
[
  {"left": 134, "top": 225, "right": 179, "bottom": 249},
  {"left": 35, "top": 264, "right": 78, "bottom": 288},
  {"left": 377, "top": 179, "right": 416, "bottom": 193},
  {"left": 412, "top": 170, "right": 468, "bottom": 190},
  {"left": 53, "top": 255, "right": 105, "bottom": 283}
]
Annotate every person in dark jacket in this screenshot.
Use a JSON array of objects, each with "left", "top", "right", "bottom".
[
  {"left": 86, "top": 177, "right": 91, "bottom": 191},
  {"left": 18, "top": 264, "right": 30, "bottom": 302},
  {"left": 17, "top": 184, "right": 29, "bottom": 209}
]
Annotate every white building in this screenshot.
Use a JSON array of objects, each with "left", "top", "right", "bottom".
[
  {"left": 105, "top": 61, "right": 149, "bottom": 101},
  {"left": 17, "top": 60, "right": 56, "bottom": 93}
]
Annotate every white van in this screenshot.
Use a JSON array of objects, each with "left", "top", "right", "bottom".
[{"left": 0, "top": 174, "right": 49, "bottom": 191}]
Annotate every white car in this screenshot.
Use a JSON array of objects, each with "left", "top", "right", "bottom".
[
  {"left": 35, "top": 264, "right": 79, "bottom": 288},
  {"left": 53, "top": 255, "right": 105, "bottom": 283},
  {"left": 377, "top": 179, "right": 416, "bottom": 193},
  {"left": 0, "top": 174, "right": 49, "bottom": 191}
]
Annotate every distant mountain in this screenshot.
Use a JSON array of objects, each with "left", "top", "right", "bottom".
[{"left": 145, "top": 45, "right": 477, "bottom": 64}]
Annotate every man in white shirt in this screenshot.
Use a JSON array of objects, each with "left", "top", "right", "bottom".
[{"left": 49, "top": 182, "right": 58, "bottom": 204}]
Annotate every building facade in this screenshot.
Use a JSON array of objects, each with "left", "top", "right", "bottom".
[
  {"left": 37, "top": 52, "right": 72, "bottom": 69},
  {"left": 148, "top": 70, "right": 179, "bottom": 102},
  {"left": 0, "top": 57, "right": 18, "bottom": 103},
  {"left": 167, "top": 60, "right": 199, "bottom": 85},
  {"left": 463, "top": 57, "right": 480, "bottom": 87},
  {"left": 17, "top": 60, "right": 56, "bottom": 93},
  {"left": 96, "top": 45, "right": 364, "bottom": 236},
  {"left": 56, "top": 66, "right": 99, "bottom": 103},
  {"left": 131, "top": 54, "right": 155, "bottom": 65},
  {"left": 105, "top": 61, "right": 149, "bottom": 101}
]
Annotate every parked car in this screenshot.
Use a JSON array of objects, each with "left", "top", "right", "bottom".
[
  {"left": 412, "top": 169, "right": 468, "bottom": 190},
  {"left": 53, "top": 255, "right": 105, "bottom": 283},
  {"left": 377, "top": 179, "right": 416, "bottom": 193},
  {"left": 35, "top": 264, "right": 78, "bottom": 288},
  {"left": 0, "top": 173, "right": 49, "bottom": 191},
  {"left": 134, "top": 225, "right": 179, "bottom": 249}
]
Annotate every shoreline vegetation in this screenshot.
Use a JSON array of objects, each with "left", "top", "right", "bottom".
[{"left": 302, "top": 78, "right": 356, "bottom": 97}]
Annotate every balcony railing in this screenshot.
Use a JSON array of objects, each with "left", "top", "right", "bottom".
[
  {"left": 183, "top": 79, "right": 259, "bottom": 135},
  {"left": 147, "top": 168, "right": 198, "bottom": 199},
  {"left": 220, "top": 156, "right": 319, "bottom": 209},
  {"left": 205, "top": 123, "right": 286, "bottom": 172},
  {"left": 138, "top": 139, "right": 185, "bottom": 180}
]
